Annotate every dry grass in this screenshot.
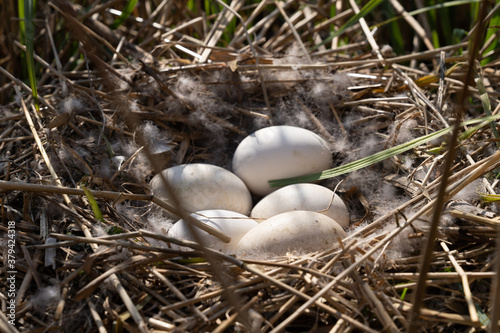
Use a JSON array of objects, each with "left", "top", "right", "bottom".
[{"left": 1, "top": 0, "right": 500, "bottom": 332}]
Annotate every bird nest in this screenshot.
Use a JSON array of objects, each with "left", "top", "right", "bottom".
[{"left": 1, "top": 1, "right": 500, "bottom": 332}]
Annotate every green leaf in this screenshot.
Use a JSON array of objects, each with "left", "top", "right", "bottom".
[
  {"left": 269, "top": 114, "right": 500, "bottom": 188},
  {"left": 311, "top": 0, "right": 384, "bottom": 51},
  {"left": 81, "top": 184, "right": 104, "bottom": 222},
  {"left": 110, "top": 0, "right": 139, "bottom": 30}
]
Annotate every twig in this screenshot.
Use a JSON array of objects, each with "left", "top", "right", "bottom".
[
  {"left": 275, "top": 1, "right": 312, "bottom": 63},
  {"left": 389, "top": 0, "right": 434, "bottom": 51},
  {"left": 88, "top": 302, "right": 108, "bottom": 333},
  {"left": 0, "top": 180, "right": 231, "bottom": 242},
  {"left": 149, "top": 267, "right": 209, "bottom": 322},
  {"left": 440, "top": 241, "right": 479, "bottom": 324}
]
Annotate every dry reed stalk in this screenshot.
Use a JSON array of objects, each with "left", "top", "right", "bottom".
[
  {"left": 0, "top": 180, "right": 231, "bottom": 241},
  {"left": 198, "top": 0, "right": 245, "bottom": 63},
  {"left": 440, "top": 241, "right": 479, "bottom": 324},
  {"left": 88, "top": 301, "right": 108, "bottom": 333},
  {"left": 0, "top": 312, "right": 19, "bottom": 333}
]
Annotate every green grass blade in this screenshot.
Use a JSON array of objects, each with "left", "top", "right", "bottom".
[
  {"left": 187, "top": 0, "right": 196, "bottom": 14},
  {"left": 204, "top": 0, "right": 211, "bottom": 16},
  {"left": 171, "top": 257, "right": 207, "bottom": 264},
  {"left": 23, "top": 0, "right": 40, "bottom": 111},
  {"left": 427, "top": 0, "right": 440, "bottom": 48},
  {"left": 475, "top": 76, "right": 500, "bottom": 147},
  {"left": 479, "top": 193, "right": 500, "bottom": 203},
  {"left": 269, "top": 114, "right": 500, "bottom": 187},
  {"left": 373, "top": 0, "right": 481, "bottom": 31},
  {"left": 110, "top": 0, "right": 138, "bottom": 30},
  {"left": 81, "top": 185, "right": 104, "bottom": 222},
  {"left": 311, "top": 0, "right": 384, "bottom": 51},
  {"left": 481, "top": 8, "right": 500, "bottom": 65},
  {"left": 400, "top": 287, "right": 408, "bottom": 301},
  {"left": 389, "top": 20, "right": 405, "bottom": 54},
  {"left": 18, "top": 0, "right": 25, "bottom": 41}
]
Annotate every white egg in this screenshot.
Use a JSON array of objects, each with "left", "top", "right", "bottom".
[
  {"left": 150, "top": 164, "right": 252, "bottom": 218},
  {"left": 232, "top": 126, "right": 332, "bottom": 196},
  {"left": 167, "top": 210, "right": 258, "bottom": 253},
  {"left": 251, "top": 183, "right": 349, "bottom": 228},
  {"left": 236, "top": 211, "right": 346, "bottom": 257}
]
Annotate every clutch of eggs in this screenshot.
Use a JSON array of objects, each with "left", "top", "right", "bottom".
[{"left": 149, "top": 125, "right": 350, "bottom": 257}]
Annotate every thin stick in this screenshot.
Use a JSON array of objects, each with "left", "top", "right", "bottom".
[
  {"left": 348, "top": 0, "right": 384, "bottom": 63},
  {"left": 389, "top": 0, "right": 434, "bottom": 51},
  {"left": 14, "top": 86, "right": 74, "bottom": 207},
  {"left": 394, "top": 299, "right": 483, "bottom": 327},
  {"left": 0, "top": 311, "right": 19, "bottom": 333},
  {"left": 0, "top": 180, "right": 231, "bottom": 242},
  {"left": 329, "top": 101, "right": 347, "bottom": 137},
  {"left": 361, "top": 282, "right": 399, "bottom": 333},
  {"left": 212, "top": 295, "right": 260, "bottom": 333},
  {"left": 213, "top": 0, "right": 272, "bottom": 111},
  {"left": 440, "top": 241, "right": 479, "bottom": 324},
  {"left": 275, "top": 1, "right": 312, "bottom": 63},
  {"left": 199, "top": 0, "right": 245, "bottom": 63},
  {"left": 150, "top": 268, "right": 209, "bottom": 322},
  {"left": 0, "top": 66, "right": 56, "bottom": 113},
  {"left": 88, "top": 302, "right": 108, "bottom": 333}
]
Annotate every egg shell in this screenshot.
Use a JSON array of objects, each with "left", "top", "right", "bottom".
[
  {"left": 232, "top": 126, "right": 332, "bottom": 196},
  {"left": 167, "top": 210, "right": 258, "bottom": 253},
  {"left": 236, "top": 211, "right": 346, "bottom": 257},
  {"left": 251, "top": 183, "right": 349, "bottom": 228},
  {"left": 150, "top": 164, "right": 252, "bottom": 218}
]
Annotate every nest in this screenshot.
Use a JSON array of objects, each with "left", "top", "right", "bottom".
[{"left": 1, "top": 1, "right": 500, "bottom": 332}]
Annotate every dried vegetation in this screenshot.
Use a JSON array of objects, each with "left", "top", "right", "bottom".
[{"left": 1, "top": 0, "right": 500, "bottom": 332}]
